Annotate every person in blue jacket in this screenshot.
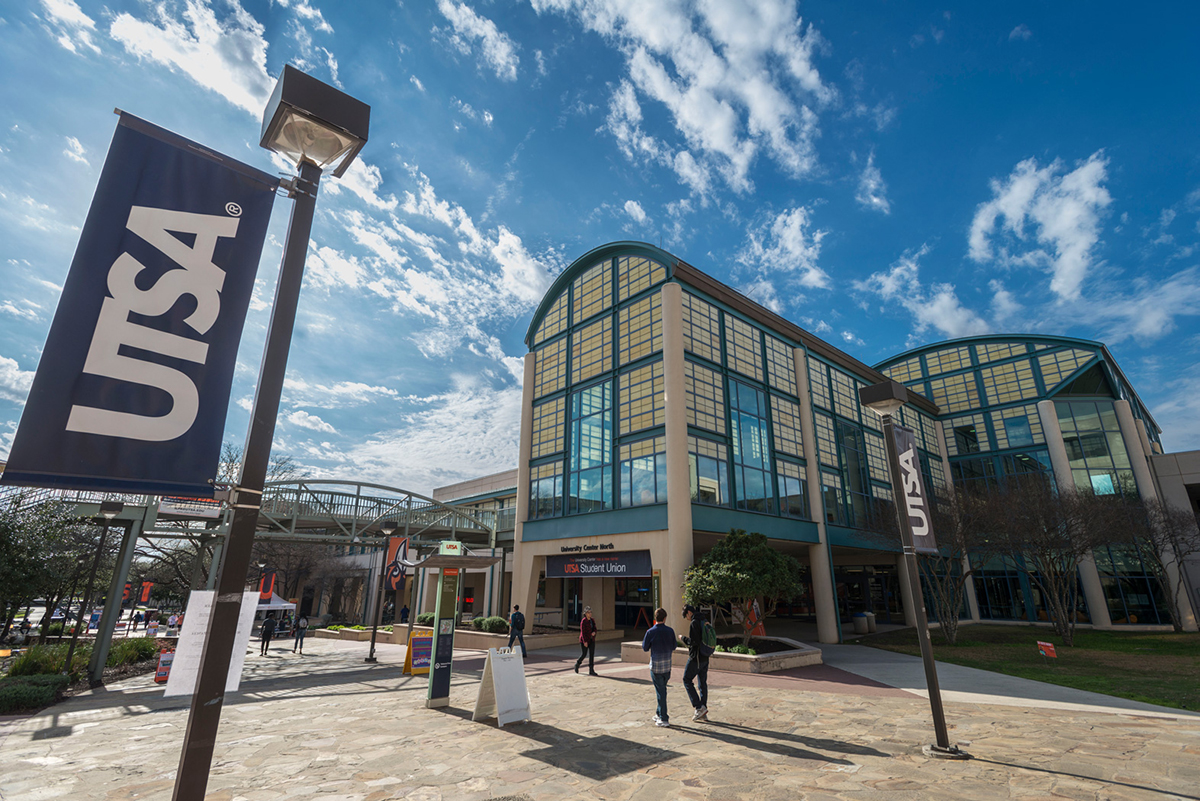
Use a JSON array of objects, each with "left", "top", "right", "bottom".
[{"left": 641, "top": 607, "right": 677, "bottom": 727}]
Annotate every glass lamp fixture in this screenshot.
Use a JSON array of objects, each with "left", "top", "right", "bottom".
[
  {"left": 859, "top": 379, "right": 908, "bottom": 418},
  {"left": 260, "top": 64, "right": 370, "bottom": 177}
]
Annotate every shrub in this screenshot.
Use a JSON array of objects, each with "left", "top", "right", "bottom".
[
  {"left": 45, "top": 623, "right": 64, "bottom": 637},
  {"left": 0, "top": 674, "right": 70, "bottom": 714},
  {"left": 8, "top": 643, "right": 93, "bottom": 680},
  {"left": 714, "top": 645, "right": 727, "bottom": 653},
  {"left": 416, "top": 612, "right": 435, "bottom": 626},
  {"left": 728, "top": 644, "right": 756, "bottom": 656},
  {"left": 471, "top": 616, "right": 486, "bottom": 631},
  {"left": 326, "top": 624, "right": 345, "bottom": 631},
  {"left": 381, "top": 625, "right": 393, "bottom": 633},
  {"left": 349, "top": 625, "right": 366, "bottom": 630},
  {"left": 480, "top": 616, "right": 509, "bottom": 634},
  {"left": 106, "top": 638, "right": 158, "bottom": 667}
]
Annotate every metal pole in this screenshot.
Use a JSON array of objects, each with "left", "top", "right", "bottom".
[
  {"left": 64, "top": 521, "right": 110, "bottom": 678},
  {"left": 89, "top": 519, "right": 140, "bottom": 686},
  {"left": 366, "top": 542, "right": 387, "bottom": 663},
  {"left": 172, "top": 160, "right": 321, "bottom": 801},
  {"left": 881, "top": 414, "right": 959, "bottom": 756}
]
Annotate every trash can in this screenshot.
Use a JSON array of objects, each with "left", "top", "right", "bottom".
[
  {"left": 863, "top": 611, "right": 877, "bottom": 633},
  {"left": 852, "top": 613, "right": 869, "bottom": 635}
]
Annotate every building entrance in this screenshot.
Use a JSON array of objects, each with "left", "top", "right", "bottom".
[
  {"left": 614, "top": 578, "right": 654, "bottom": 628},
  {"left": 564, "top": 578, "right": 583, "bottom": 626},
  {"left": 834, "top": 566, "right": 903, "bottom": 623}
]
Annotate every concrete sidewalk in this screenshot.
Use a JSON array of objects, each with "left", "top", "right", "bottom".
[{"left": 814, "top": 642, "right": 1200, "bottom": 720}]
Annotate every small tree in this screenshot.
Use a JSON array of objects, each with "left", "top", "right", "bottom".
[
  {"left": 915, "top": 493, "right": 997, "bottom": 645},
  {"left": 1124, "top": 497, "right": 1200, "bottom": 632},
  {"left": 682, "top": 529, "right": 803, "bottom": 646}
]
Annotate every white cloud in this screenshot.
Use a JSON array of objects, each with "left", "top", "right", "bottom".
[
  {"left": 0, "top": 355, "right": 35, "bottom": 402},
  {"left": 740, "top": 279, "right": 782, "bottom": 313},
  {"left": 284, "top": 409, "right": 337, "bottom": 434},
  {"left": 109, "top": 0, "right": 275, "bottom": 116},
  {"left": 841, "top": 331, "right": 865, "bottom": 347},
  {"left": 322, "top": 159, "right": 399, "bottom": 211},
  {"left": 1150, "top": 370, "right": 1200, "bottom": 451},
  {"left": 968, "top": 151, "right": 1111, "bottom": 301},
  {"left": 306, "top": 242, "right": 367, "bottom": 289},
  {"left": 435, "top": 0, "right": 520, "bottom": 81},
  {"left": 623, "top": 200, "right": 648, "bottom": 224},
  {"left": 1009, "top": 24, "right": 1032, "bottom": 41},
  {"left": 282, "top": 377, "right": 400, "bottom": 408},
  {"left": 739, "top": 205, "right": 830, "bottom": 291},
  {"left": 40, "top": 0, "right": 100, "bottom": 54},
  {"left": 62, "top": 136, "right": 88, "bottom": 166},
  {"left": 274, "top": 0, "right": 333, "bottom": 34},
  {"left": 0, "top": 300, "right": 41, "bottom": 321},
  {"left": 855, "top": 245, "right": 991, "bottom": 339},
  {"left": 1088, "top": 267, "right": 1200, "bottom": 345},
  {"left": 988, "top": 279, "right": 1021, "bottom": 324},
  {"left": 410, "top": 75, "right": 426, "bottom": 92},
  {"left": 537, "top": 0, "right": 831, "bottom": 195},
  {"left": 855, "top": 151, "right": 890, "bottom": 214}
]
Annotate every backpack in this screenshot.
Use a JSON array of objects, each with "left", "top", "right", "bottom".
[
  {"left": 511, "top": 611, "right": 525, "bottom": 631},
  {"left": 699, "top": 620, "right": 717, "bottom": 657}
]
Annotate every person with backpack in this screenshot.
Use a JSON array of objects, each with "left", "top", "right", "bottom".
[
  {"left": 507, "top": 604, "right": 527, "bottom": 658},
  {"left": 681, "top": 604, "right": 714, "bottom": 722},
  {"left": 293, "top": 614, "right": 309, "bottom": 654},
  {"left": 642, "top": 607, "right": 677, "bottom": 727}
]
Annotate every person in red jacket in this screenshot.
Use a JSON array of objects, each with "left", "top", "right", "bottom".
[{"left": 574, "top": 606, "right": 598, "bottom": 675}]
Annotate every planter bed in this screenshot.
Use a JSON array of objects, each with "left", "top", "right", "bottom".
[
  {"left": 393, "top": 626, "right": 625, "bottom": 651},
  {"left": 310, "top": 628, "right": 373, "bottom": 641},
  {"left": 620, "top": 636, "right": 821, "bottom": 673}
]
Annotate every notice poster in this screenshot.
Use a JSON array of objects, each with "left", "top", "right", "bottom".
[
  {"left": 163, "top": 589, "right": 257, "bottom": 697},
  {"left": 473, "top": 648, "right": 531, "bottom": 727},
  {"left": 403, "top": 631, "right": 433, "bottom": 675}
]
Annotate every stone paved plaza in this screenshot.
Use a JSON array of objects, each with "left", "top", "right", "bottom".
[{"left": 2, "top": 637, "right": 1199, "bottom": 800}]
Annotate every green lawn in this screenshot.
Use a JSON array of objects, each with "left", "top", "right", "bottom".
[{"left": 860, "top": 624, "right": 1200, "bottom": 712}]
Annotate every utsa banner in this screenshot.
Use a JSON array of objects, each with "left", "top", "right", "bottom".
[
  {"left": 140, "top": 582, "right": 155, "bottom": 604},
  {"left": 891, "top": 423, "right": 939, "bottom": 554},
  {"left": 258, "top": 571, "right": 277, "bottom": 601},
  {"left": 1, "top": 113, "right": 277, "bottom": 497},
  {"left": 385, "top": 537, "right": 409, "bottom": 592}
]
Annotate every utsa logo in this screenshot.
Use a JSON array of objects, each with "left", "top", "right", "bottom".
[
  {"left": 898, "top": 445, "right": 929, "bottom": 537},
  {"left": 67, "top": 206, "right": 239, "bottom": 442}
]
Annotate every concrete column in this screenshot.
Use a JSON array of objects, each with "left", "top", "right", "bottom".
[
  {"left": 582, "top": 578, "right": 605, "bottom": 631},
  {"left": 1037, "top": 400, "right": 1113, "bottom": 628},
  {"left": 935, "top": 418, "right": 981, "bottom": 622},
  {"left": 88, "top": 517, "right": 142, "bottom": 684},
  {"left": 794, "top": 349, "right": 839, "bottom": 643},
  {"left": 512, "top": 352, "right": 539, "bottom": 617},
  {"left": 661, "top": 282, "right": 694, "bottom": 628},
  {"left": 1116, "top": 401, "right": 1198, "bottom": 631}
]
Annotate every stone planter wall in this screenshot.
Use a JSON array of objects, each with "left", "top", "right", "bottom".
[
  {"left": 620, "top": 637, "right": 821, "bottom": 673},
  {"left": 390, "top": 626, "right": 624, "bottom": 651}
]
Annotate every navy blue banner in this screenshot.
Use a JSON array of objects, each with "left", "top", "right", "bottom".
[
  {"left": 546, "top": 550, "right": 652, "bottom": 578},
  {"left": 891, "top": 424, "right": 939, "bottom": 554},
  {"left": 1, "top": 113, "right": 277, "bottom": 497}
]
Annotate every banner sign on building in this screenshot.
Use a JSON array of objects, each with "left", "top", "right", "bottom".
[
  {"left": 258, "top": 571, "right": 276, "bottom": 601},
  {"left": 385, "top": 536, "right": 409, "bottom": 592},
  {"left": 0, "top": 113, "right": 277, "bottom": 497},
  {"left": 546, "top": 550, "right": 652, "bottom": 578},
  {"left": 159, "top": 496, "right": 223, "bottom": 518},
  {"left": 891, "top": 424, "right": 939, "bottom": 554}
]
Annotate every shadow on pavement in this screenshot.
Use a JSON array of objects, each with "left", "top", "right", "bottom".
[
  {"left": 702, "top": 720, "right": 890, "bottom": 760},
  {"left": 973, "top": 757, "right": 1200, "bottom": 801}
]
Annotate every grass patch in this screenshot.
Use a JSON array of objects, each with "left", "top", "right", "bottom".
[{"left": 861, "top": 624, "right": 1200, "bottom": 711}]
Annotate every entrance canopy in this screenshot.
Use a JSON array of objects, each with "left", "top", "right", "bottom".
[{"left": 257, "top": 593, "right": 296, "bottom": 612}]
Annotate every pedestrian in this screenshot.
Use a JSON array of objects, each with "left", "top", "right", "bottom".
[
  {"left": 293, "top": 614, "right": 308, "bottom": 654},
  {"left": 507, "top": 604, "right": 527, "bottom": 658},
  {"left": 681, "top": 604, "right": 710, "bottom": 722},
  {"left": 641, "top": 607, "right": 677, "bottom": 728},
  {"left": 399, "top": 605, "right": 409, "bottom": 624},
  {"left": 167, "top": 612, "right": 178, "bottom": 631},
  {"left": 133, "top": 610, "right": 143, "bottom": 631},
  {"left": 260, "top": 613, "right": 277, "bottom": 656},
  {"left": 575, "top": 606, "right": 598, "bottom": 675}
]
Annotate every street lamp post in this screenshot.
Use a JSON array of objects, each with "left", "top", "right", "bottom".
[
  {"left": 171, "top": 65, "right": 369, "bottom": 801},
  {"left": 366, "top": 521, "right": 399, "bottom": 663},
  {"left": 64, "top": 500, "right": 123, "bottom": 679},
  {"left": 859, "top": 380, "right": 969, "bottom": 760}
]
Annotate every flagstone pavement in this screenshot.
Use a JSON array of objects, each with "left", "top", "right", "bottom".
[{"left": 2, "top": 637, "right": 1199, "bottom": 801}]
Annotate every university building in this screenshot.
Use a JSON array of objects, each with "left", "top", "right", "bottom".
[{"left": 434, "top": 241, "right": 1198, "bottom": 642}]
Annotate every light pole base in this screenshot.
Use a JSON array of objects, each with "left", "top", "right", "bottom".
[
  {"left": 364, "top": 656, "right": 377, "bottom": 663},
  {"left": 922, "top": 744, "right": 972, "bottom": 760}
]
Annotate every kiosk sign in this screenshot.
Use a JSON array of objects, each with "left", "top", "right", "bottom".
[{"left": 426, "top": 565, "right": 460, "bottom": 708}]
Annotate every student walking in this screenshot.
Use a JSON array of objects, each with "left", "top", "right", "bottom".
[
  {"left": 293, "top": 614, "right": 309, "bottom": 654},
  {"left": 259, "top": 613, "right": 277, "bottom": 656},
  {"left": 681, "top": 604, "right": 711, "bottom": 721},
  {"left": 507, "top": 604, "right": 527, "bottom": 658},
  {"left": 641, "top": 607, "right": 677, "bottom": 727},
  {"left": 574, "top": 606, "right": 598, "bottom": 675}
]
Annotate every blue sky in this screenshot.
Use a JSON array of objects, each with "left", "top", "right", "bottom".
[{"left": 2, "top": 1, "right": 1199, "bottom": 492}]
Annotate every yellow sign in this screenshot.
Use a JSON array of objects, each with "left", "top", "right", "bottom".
[{"left": 402, "top": 630, "right": 432, "bottom": 675}]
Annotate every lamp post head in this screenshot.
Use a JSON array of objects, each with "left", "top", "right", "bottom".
[
  {"left": 859, "top": 380, "right": 908, "bottom": 419},
  {"left": 382, "top": 521, "right": 398, "bottom": 536},
  {"left": 260, "top": 64, "right": 370, "bottom": 177},
  {"left": 99, "top": 500, "right": 124, "bottom": 520}
]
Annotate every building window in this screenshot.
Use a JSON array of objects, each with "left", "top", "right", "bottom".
[
  {"left": 928, "top": 372, "right": 980, "bottom": 414},
  {"left": 1095, "top": 544, "right": 1169, "bottom": 625},
  {"left": 884, "top": 356, "right": 923, "bottom": 384},
  {"left": 831, "top": 369, "right": 861, "bottom": 422},
  {"left": 730, "top": 379, "right": 774, "bottom": 513},
  {"left": 1057, "top": 400, "right": 1136, "bottom": 496},
  {"left": 975, "top": 341, "right": 1027, "bottom": 364},
  {"left": 619, "top": 361, "right": 664, "bottom": 435},
  {"left": 685, "top": 360, "right": 727, "bottom": 435},
  {"left": 807, "top": 356, "right": 830, "bottom": 409},
  {"left": 572, "top": 259, "right": 613, "bottom": 325},
  {"left": 1003, "top": 416, "right": 1034, "bottom": 448},
  {"left": 1038, "top": 348, "right": 1094, "bottom": 390},
  {"left": 837, "top": 421, "right": 872, "bottom": 529},
  {"left": 765, "top": 335, "right": 796, "bottom": 393},
  {"left": 777, "top": 459, "right": 810, "bottom": 519},
  {"left": 619, "top": 436, "right": 667, "bottom": 507},
  {"left": 571, "top": 315, "right": 613, "bottom": 385},
  {"left": 568, "top": 381, "right": 613, "bottom": 513},
  {"left": 617, "top": 255, "right": 666, "bottom": 302},
  {"left": 951, "top": 456, "right": 1000, "bottom": 495},
  {"left": 992, "top": 404, "right": 1044, "bottom": 449},
  {"left": 821, "top": 472, "right": 843, "bottom": 525},
  {"left": 953, "top": 424, "right": 982, "bottom": 454},
  {"left": 688, "top": 436, "right": 730, "bottom": 506},
  {"left": 529, "top": 462, "right": 563, "bottom": 519},
  {"left": 864, "top": 432, "right": 889, "bottom": 484},
  {"left": 533, "top": 293, "right": 568, "bottom": 345},
  {"left": 530, "top": 397, "right": 565, "bottom": 459},
  {"left": 924, "top": 346, "right": 972, "bottom": 376},
  {"left": 770, "top": 394, "right": 803, "bottom": 458},
  {"left": 813, "top": 411, "right": 838, "bottom": 468},
  {"left": 682, "top": 292, "right": 721, "bottom": 363},
  {"left": 725, "top": 316, "right": 764, "bottom": 381},
  {"left": 979, "top": 359, "right": 1038, "bottom": 406},
  {"left": 973, "top": 556, "right": 1028, "bottom": 620},
  {"left": 533, "top": 338, "right": 567, "bottom": 399},
  {"left": 618, "top": 292, "right": 662, "bottom": 365}
]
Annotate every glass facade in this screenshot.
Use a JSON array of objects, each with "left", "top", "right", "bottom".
[
  {"left": 1057, "top": 399, "right": 1136, "bottom": 496},
  {"left": 689, "top": 436, "right": 730, "bottom": 505},
  {"left": 619, "top": 361, "right": 664, "bottom": 435},
  {"left": 619, "top": 436, "right": 667, "bottom": 507},
  {"left": 568, "top": 381, "right": 613, "bottom": 514},
  {"left": 730, "top": 380, "right": 773, "bottom": 513}
]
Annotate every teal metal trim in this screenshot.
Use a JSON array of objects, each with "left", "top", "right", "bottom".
[
  {"left": 825, "top": 524, "right": 900, "bottom": 552},
  {"left": 874, "top": 334, "right": 1106, "bottom": 371},
  {"left": 690, "top": 505, "right": 820, "bottom": 543},
  {"left": 521, "top": 505, "right": 668, "bottom": 541}
]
